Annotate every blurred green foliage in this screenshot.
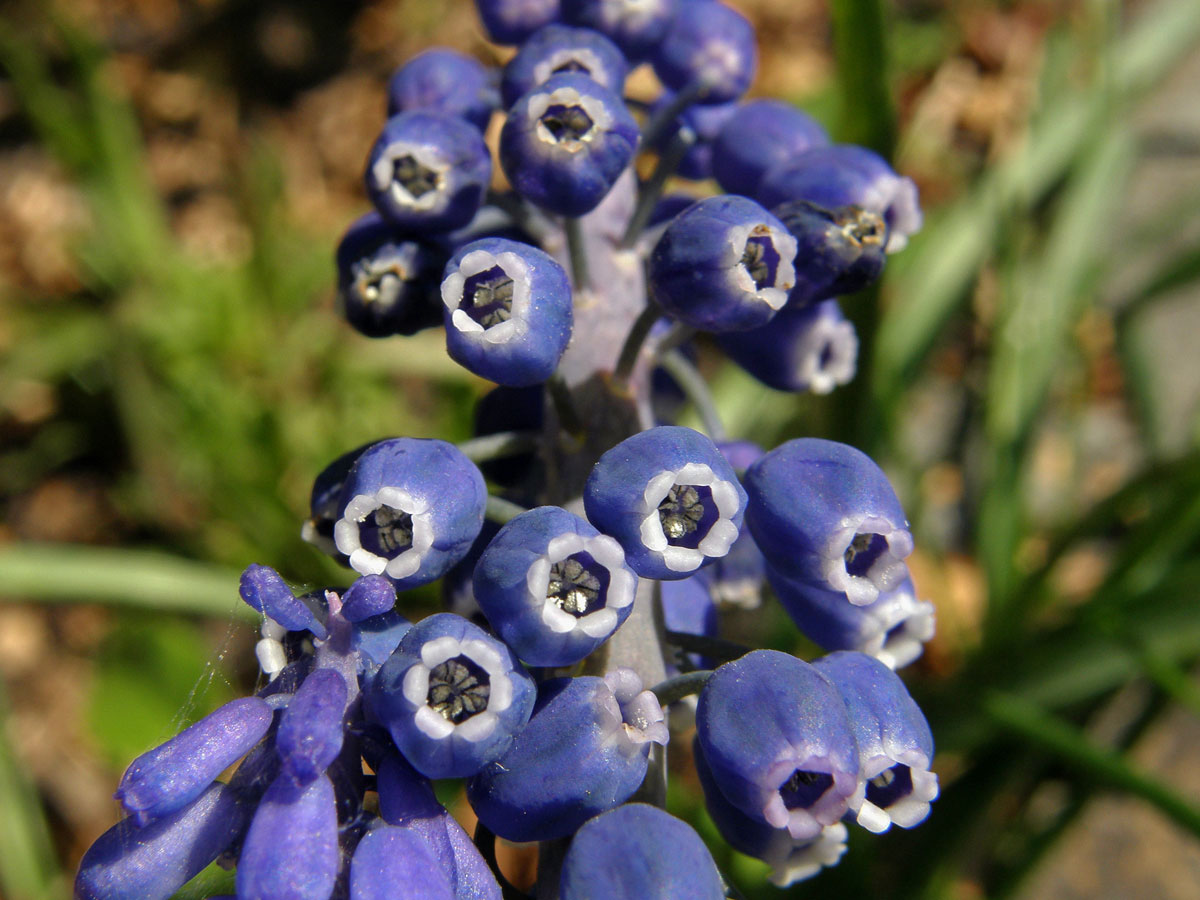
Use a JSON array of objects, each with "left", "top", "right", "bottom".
[{"left": 1, "top": 0, "right": 1199, "bottom": 898}]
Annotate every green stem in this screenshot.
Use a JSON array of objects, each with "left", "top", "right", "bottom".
[
  {"left": 612, "top": 301, "right": 663, "bottom": 388},
  {"left": 564, "top": 217, "right": 590, "bottom": 292},
  {"left": 621, "top": 128, "right": 695, "bottom": 248},
  {"left": 457, "top": 431, "right": 540, "bottom": 463},
  {"left": 830, "top": 0, "right": 895, "bottom": 157},
  {"left": 650, "top": 669, "right": 713, "bottom": 706},
  {"left": 546, "top": 373, "right": 584, "bottom": 438},
  {"left": 657, "top": 350, "right": 726, "bottom": 441},
  {"left": 639, "top": 80, "right": 705, "bottom": 149},
  {"left": 485, "top": 495, "right": 529, "bottom": 525},
  {"left": 663, "top": 630, "right": 751, "bottom": 663}
]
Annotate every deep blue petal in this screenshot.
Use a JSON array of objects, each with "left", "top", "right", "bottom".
[
  {"left": 115, "top": 697, "right": 271, "bottom": 827},
  {"left": 559, "top": 803, "right": 724, "bottom": 899},
  {"left": 348, "top": 825, "right": 455, "bottom": 900},
  {"left": 76, "top": 782, "right": 250, "bottom": 900},
  {"left": 276, "top": 668, "right": 348, "bottom": 784},
  {"left": 235, "top": 774, "right": 339, "bottom": 900},
  {"left": 695, "top": 649, "right": 859, "bottom": 840}
]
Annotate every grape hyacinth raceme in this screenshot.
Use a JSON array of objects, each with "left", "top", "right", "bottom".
[{"left": 79, "top": 2, "right": 940, "bottom": 897}]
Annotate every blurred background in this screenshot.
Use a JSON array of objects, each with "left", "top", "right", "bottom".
[{"left": 1, "top": 0, "right": 1199, "bottom": 897}]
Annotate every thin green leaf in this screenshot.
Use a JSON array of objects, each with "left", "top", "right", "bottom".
[
  {"left": 0, "top": 544, "right": 253, "bottom": 620},
  {"left": 933, "top": 566, "right": 1200, "bottom": 752},
  {"left": 1117, "top": 241, "right": 1200, "bottom": 323},
  {"left": 875, "top": 0, "right": 1200, "bottom": 407},
  {"left": 990, "top": 685, "right": 1168, "bottom": 900},
  {"left": 985, "top": 691, "right": 1200, "bottom": 837},
  {"left": 1091, "top": 489, "right": 1200, "bottom": 607},
  {"left": 1016, "top": 451, "right": 1200, "bottom": 598},
  {"left": 986, "top": 132, "right": 1137, "bottom": 446},
  {"left": 830, "top": 0, "right": 896, "bottom": 157},
  {"left": 168, "top": 862, "right": 236, "bottom": 900},
  {"left": 0, "top": 20, "right": 91, "bottom": 172},
  {"left": 0, "top": 682, "right": 68, "bottom": 900},
  {"left": 1127, "top": 643, "right": 1200, "bottom": 718}
]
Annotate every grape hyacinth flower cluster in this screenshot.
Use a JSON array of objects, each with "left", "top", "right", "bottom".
[{"left": 78, "top": 2, "right": 938, "bottom": 897}]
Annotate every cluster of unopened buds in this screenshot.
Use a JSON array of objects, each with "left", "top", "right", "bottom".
[{"left": 76, "top": 1, "right": 939, "bottom": 897}]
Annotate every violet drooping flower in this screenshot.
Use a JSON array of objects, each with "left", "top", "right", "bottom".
[
  {"left": 717, "top": 299, "right": 859, "bottom": 395},
  {"left": 695, "top": 649, "right": 859, "bottom": 840},
  {"left": 333, "top": 438, "right": 488, "bottom": 589},
  {"left": 235, "top": 774, "right": 340, "bottom": 900},
  {"left": 76, "top": 782, "right": 253, "bottom": 900},
  {"left": 694, "top": 736, "right": 847, "bottom": 886},
  {"left": 768, "top": 565, "right": 935, "bottom": 669},
  {"left": 473, "top": 505, "right": 638, "bottom": 666},
  {"left": 559, "top": 803, "right": 725, "bottom": 899},
  {"left": 812, "top": 651, "right": 939, "bottom": 832},
  {"left": 467, "top": 668, "right": 667, "bottom": 842},
  {"left": 375, "top": 748, "right": 502, "bottom": 900},
  {"left": 744, "top": 437, "right": 913, "bottom": 606}
]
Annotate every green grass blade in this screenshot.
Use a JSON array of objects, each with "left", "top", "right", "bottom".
[
  {"left": 1128, "top": 643, "right": 1200, "bottom": 718},
  {"left": 1117, "top": 240, "right": 1200, "bottom": 322},
  {"left": 0, "top": 682, "right": 68, "bottom": 900},
  {"left": 986, "top": 132, "right": 1137, "bottom": 446},
  {"left": 0, "top": 20, "right": 91, "bottom": 172},
  {"left": 989, "top": 686, "right": 1168, "bottom": 900},
  {"left": 875, "top": 0, "right": 1200, "bottom": 410},
  {"left": 0, "top": 544, "right": 253, "bottom": 620},
  {"left": 830, "top": 0, "right": 895, "bottom": 157},
  {"left": 978, "top": 130, "right": 1137, "bottom": 632},
  {"left": 1016, "top": 451, "right": 1200, "bottom": 599},
  {"left": 932, "top": 564, "right": 1200, "bottom": 752},
  {"left": 985, "top": 691, "right": 1200, "bottom": 837}
]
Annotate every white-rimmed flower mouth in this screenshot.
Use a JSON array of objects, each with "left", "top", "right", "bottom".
[
  {"left": 724, "top": 223, "right": 797, "bottom": 311},
  {"left": 442, "top": 249, "right": 533, "bottom": 344},
  {"left": 597, "top": 668, "right": 669, "bottom": 754},
  {"left": 764, "top": 822, "right": 848, "bottom": 887},
  {"left": 849, "top": 756, "right": 938, "bottom": 832},
  {"left": 821, "top": 517, "right": 914, "bottom": 606},
  {"left": 860, "top": 584, "right": 936, "bottom": 670},
  {"left": 882, "top": 175, "right": 921, "bottom": 253},
  {"left": 529, "top": 86, "right": 612, "bottom": 151},
  {"left": 401, "top": 636, "right": 514, "bottom": 744},
  {"left": 796, "top": 313, "right": 858, "bottom": 395},
  {"left": 371, "top": 142, "right": 449, "bottom": 212},
  {"left": 334, "top": 488, "right": 435, "bottom": 581},
  {"left": 692, "top": 41, "right": 744, "bottom": 90},
  {"left": 597, "top": 0, "right": 666, "bottom": 29},
  {"left": 763, "top": 756, "right": 857, "bottom": 841},
  {"left": 638, "top": 463, "right": 741, "bottom": 572},
  {"left": 525, "top": 532, "right": 636, "bottom": 638},
  {"left": 351, "top": 243, "right": 421, "bottom": 309},
  {"left": 533, "top": 49, "right": 609, "bottom": 89}
]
